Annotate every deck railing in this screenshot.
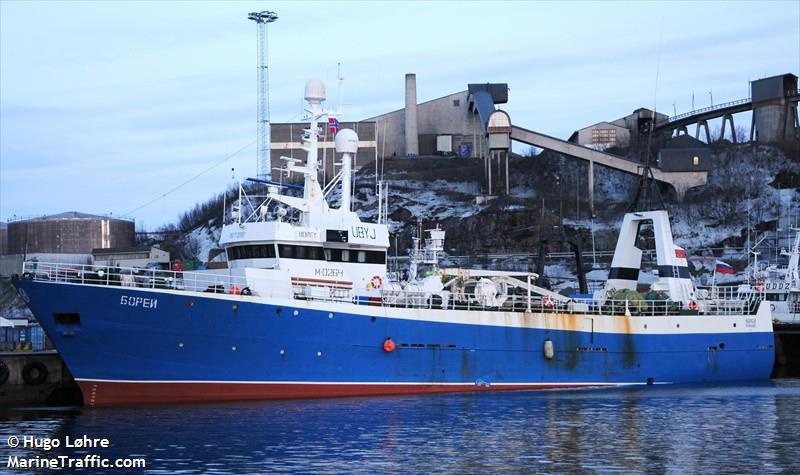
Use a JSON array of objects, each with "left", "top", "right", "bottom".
[
  {"left": 22, "top": 260, "right": 255, "bottom": 294},
  {"left": 20, "top": 261, "right": 762, "bottom": 317}
]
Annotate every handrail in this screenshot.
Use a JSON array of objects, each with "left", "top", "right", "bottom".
[
  {"left": 665, "top": 89, "right": 800, "bottom": 124},
  {"left": 666, "top": 97, "right": 752, "bottom": 123},
  {"left": 20, "top": 261, "right": 762, "bottom": 317}
]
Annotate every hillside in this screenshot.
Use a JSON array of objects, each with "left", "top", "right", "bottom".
[{"left": 162, "top": 143, "right": 799, "bottom": 266}]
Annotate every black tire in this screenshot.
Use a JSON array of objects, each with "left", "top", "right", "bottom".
[
  {"left": 0, "top": 362, "right": 9, "bottom": 385},
  {"left": 241, "top": 287, "right": 252, "bottom": 296},
  {"left": 22, "top": 361, "right": 48, "bottom": 386}
]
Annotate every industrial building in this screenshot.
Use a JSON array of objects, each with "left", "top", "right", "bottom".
[
  {"left": 269, "top": 74, "right": 504, "bottom": 169},
  {"left": 365, "top": 74, "right": 490, "bottom": 158},
  {"left": 270, "top": 121, "right": 377, "bottom": 176},
  {"left": 568, "top": 108, "right": 670, "bottom": 150},
  {"left": 269, "top": 73, "right": 710, "bottom": 202},
  {"left": 657, "top": 135, "right": 711, "bottom": 172},
  {"left": 751, "top": 73, "right": 799, "bottom": 143}
]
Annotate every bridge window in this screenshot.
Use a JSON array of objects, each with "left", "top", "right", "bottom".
[
  {"left": 277, "top": 244, "right": 325, "bottom": 260},
  {"left": 228, "top": 244, "right": 276, "bottom": 260},
  {"left": 324, "top": 248, "right": 386, "bottom": 264}
]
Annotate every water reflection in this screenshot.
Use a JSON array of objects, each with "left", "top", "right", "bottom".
[{"left": 1, "top": 380, "right": 799, "bottom": 474}]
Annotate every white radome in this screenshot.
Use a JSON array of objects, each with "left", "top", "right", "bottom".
[
  {"left": 335, "top": 129, "right": 359, "bottom": 154},
  {"left": 304, "top": 79, "right": 326, "bottom": 102}
]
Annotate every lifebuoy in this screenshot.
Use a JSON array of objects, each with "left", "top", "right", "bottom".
[
  {"left": 543, "top": 295, "right": 555, "bottom": 308},
  {"left": 383, "top": 338, "right": 396, "bottom": 353},
  {"left": 22, "top": 361, "right": 48, "bottom": 386},
  {"left": 0, "top": 361, "right": 9, "bottom": 385},
  {"left": 770, "top": 303, "right": 776, "bottom": 312},
  {"left": 688, "top": 301, "right": 699, "bottom": 311},
  {"left": 755, "top": 281, "right": 765, "bottom": 292},
  {"left": 368, "top": 275, "right": 383, "bottom": 290}
]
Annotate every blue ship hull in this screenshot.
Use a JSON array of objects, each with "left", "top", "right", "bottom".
[{"left": 13, "top": 279, "right": 776, "bottom": 406}]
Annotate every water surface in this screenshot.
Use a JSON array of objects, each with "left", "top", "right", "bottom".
[{"left": 2, "top": 380, "right": 799, "bottom": 473}]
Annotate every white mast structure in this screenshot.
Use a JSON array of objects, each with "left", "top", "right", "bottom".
[{"left": 248, "top": 10, "right": 278, "bottom": 180}]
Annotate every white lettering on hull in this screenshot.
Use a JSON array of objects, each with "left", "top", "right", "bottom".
[
  {"left": 315, "top": 268, "right": 345, "bottom": 278},
  {"left": 350, "top": 226, "right": 376, "bottom": 240},
  {"left": 120, "top": 295, "right": 158, "bottom": 309}
]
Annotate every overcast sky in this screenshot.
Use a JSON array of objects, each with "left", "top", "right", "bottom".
[{"left": 1, "top": 0, "right": 798, "bottom": 229}]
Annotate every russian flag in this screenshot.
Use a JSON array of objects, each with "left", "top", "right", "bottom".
[
  {"left": 328, "top": 117, "right": 339, "bottom": 135},
  {"left": 715, "top": 260, "right": 735, "bottom": 274}
]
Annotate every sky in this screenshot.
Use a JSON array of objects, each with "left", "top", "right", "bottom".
[{"left": 1, "top": 0, "right": 798, "bottom": 229}]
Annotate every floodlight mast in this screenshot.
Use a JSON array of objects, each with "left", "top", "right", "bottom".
[{"left": 248, "top": 10, "right": 278, "bottom": 180}]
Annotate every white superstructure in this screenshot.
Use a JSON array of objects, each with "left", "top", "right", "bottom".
[{"left": 219, "top": 80, "right": 389, "bottom": 298}]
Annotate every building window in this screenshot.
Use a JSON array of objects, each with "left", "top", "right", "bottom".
[
  {"left": 453, "top": 99, "right": 460, "bottom": 107},
  {"left": 591, "top": 128, "right": 617, "bottom": 146},
  {"left": 692, "top": 156, "right": 700, "bottom": 166}
]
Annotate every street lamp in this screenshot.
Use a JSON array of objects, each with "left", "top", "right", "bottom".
[{"left": 248, "top": 10, "right": 279, "bottom": 179}]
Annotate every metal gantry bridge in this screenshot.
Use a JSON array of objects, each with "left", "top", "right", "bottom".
[{"left": 655, "top": 89, "right": 800, "bottom": 142}]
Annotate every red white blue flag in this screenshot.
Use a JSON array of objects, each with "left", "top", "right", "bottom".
[
  {"left": 715, "top": 260, "right": 734, "bottom": 274},
  {"left": 328, "top": 117, "right": 339, "bottom": 135}
]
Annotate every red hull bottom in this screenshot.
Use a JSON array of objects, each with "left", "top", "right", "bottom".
[{"left": 77, "top": 380, "right": 609, "bottom": 407}]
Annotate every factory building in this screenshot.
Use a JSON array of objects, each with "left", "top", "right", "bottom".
[
  {"left": 270, "top": 121, "right": 376, "bottom": 176},
  {"left": 270, "top": 74, "right": 504, "bottom": 163},
  {"left": 751, "top": 73, "right": 799, "bottom": 143},
  {"left": 568, "top": 108, "right": 669, "bottom": 150},
  {"left": 365, "top": 74, "right": 489, "bottom": 158},
  {"left": 568, "top": 121, "right": 630, "bottom": 151}
]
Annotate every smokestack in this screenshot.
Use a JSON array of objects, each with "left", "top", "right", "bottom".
[{"left": 404, "top": 73, "right": 419, "bottom": 156}]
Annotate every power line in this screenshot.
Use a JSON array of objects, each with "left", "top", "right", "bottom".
[{"left": 122, "top": 140, "right": 256, "bottom": 218}]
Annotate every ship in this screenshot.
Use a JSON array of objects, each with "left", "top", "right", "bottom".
[
  {"left": 742, "top": 229, "right": 800, "bottom": 323},
  {"left": 11, "top": 80, "right": 775, "bottom": 406}
]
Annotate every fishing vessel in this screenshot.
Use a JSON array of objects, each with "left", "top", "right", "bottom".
[
  {"left": 744, "top": 229, "right": 800, "bottom": 323},
  {"left": 12, "top": 80, "right": 775, "bottom": 406}
]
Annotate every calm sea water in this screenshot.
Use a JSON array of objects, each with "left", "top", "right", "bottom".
[{"left": 2, "top": 380, "right": 800, "bottom": 474}]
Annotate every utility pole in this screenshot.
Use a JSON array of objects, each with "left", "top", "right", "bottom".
[{"left": 248, "top": 10, "right": 279, "bottom": 180}]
